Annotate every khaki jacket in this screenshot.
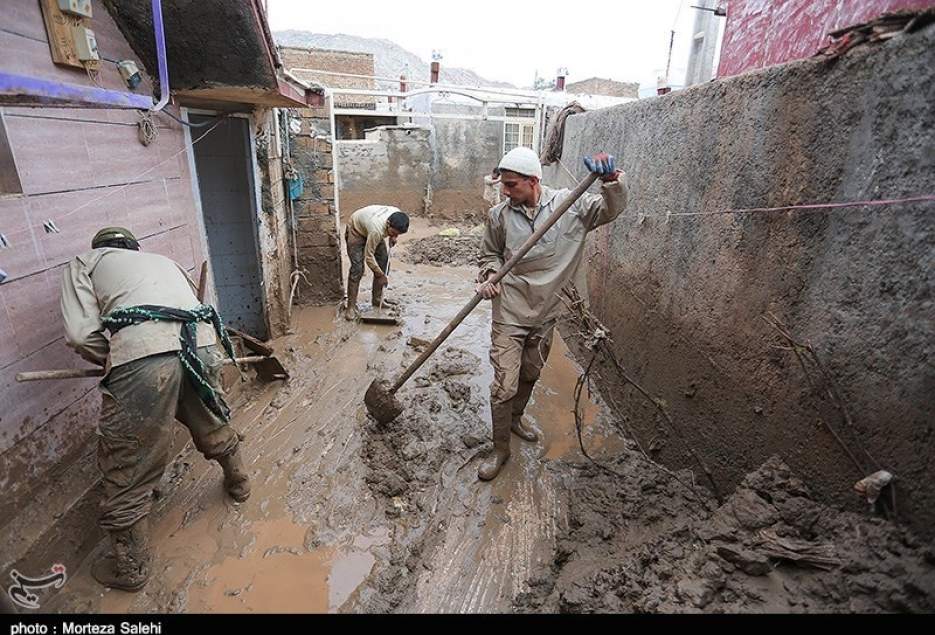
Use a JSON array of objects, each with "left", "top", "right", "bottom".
[
  {"left": 347, "top": 205, "right": 397, "bottom": 274},
  {"left": 61, "top": 248, "right": 216, "bottom": 368},
  {"left": 478, "top": 178, "right": 628, "bottom": 327}
]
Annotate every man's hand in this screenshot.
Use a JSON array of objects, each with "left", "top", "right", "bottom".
[
  {"left": 375, "top": 272, "right": 389, "bottom": 288},
  {"left": 475, "top": 273, "right": 501, "bottom": 300},
  {"left": 389, "top": 236, "right": 398, "bottom": 248},
  {"left": 584, "top": 152, "right": 621, "bottom": 182}
]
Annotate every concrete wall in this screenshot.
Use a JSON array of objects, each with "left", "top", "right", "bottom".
[
  {"left": 336, "top": 127, "right": 432, "bottom": 220},
  {"left": 429, "top": 104, "right": 504, "bottom": 219},
  {"left": 565, "top": 78, "right": 640, "bottom": 99},
  {"left": 717, "top": 0, "right": 933, "bottom": 77},
  {"left": 254, "top": 108, "right": 294, "bottom": 336},
  {"left": 546, "top": 26, "right": 935, "bottom": 537},
  {"left": 336, "top": 104, "right": 504, "bottom": 221},
  {"left": 0, "top": 0, "right": 206, "bottom": 574}
]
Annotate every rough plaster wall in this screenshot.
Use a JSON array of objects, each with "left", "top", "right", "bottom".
[
  {"left": 254, "top": 109, "right": 293, "bottom": 337},
  {"left": 336, "top": 127, "right": 432, "bottom": 219},
  {"left": 290, "top": 107, "right": 343, "bottom": 304},
  {"left": 429, "top": 104, "right": 504, "bottom": 220},
  {"left": 545, "top": 27, "right": 935, "bottom": 537},
  {"left": 717, "top": 0, "right": 933, "bottom": 77},
  {"left": 565, "top": 78, "right": 640, "bottom": 99},
  {"left": 336, "top": 104, "right": 504, "bottom": 221}
]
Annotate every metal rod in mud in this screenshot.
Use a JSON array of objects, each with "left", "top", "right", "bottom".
[{"left": 390, "top": 173, "right": 599, "bottom": 394}]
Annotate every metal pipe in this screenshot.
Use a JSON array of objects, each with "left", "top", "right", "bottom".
[
  {"left": 151, "top": 0, "right": 170, "bottom": 112},
  {"left": 0, "top": 73, "right": 153, "bottom": 109},
  {"left": 331, "top": 108, "right": 519, "bottom": 123},
  {"left": 289, "top": 67, "right": 432, "bottom": 86},
  {"left": 330, "top": 86, "right": 538, "bottom": 106}
]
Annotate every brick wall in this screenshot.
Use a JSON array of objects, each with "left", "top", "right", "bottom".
[
  {"left": 289, "top": 105, "right": 343, "bottom": 304},
  {"left": 280, "top": 46, "right": 376, "bottom": 108}
]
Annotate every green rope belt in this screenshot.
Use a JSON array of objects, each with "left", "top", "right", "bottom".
[{"left": 102, "top": 304, "right": 237, "bottom": 422}]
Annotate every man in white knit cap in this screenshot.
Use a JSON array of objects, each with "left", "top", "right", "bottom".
[{"left": 475, "top": 146, "right": 627, "bottom": 481}]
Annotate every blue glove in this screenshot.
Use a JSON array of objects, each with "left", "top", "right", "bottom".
[{"left": 584, "top": 153, "right": 616, "bottom": 175}]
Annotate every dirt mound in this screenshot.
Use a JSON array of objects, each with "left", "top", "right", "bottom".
[
  {"left": 357, "top": 346, "right": 491, "bottom": 611},
  {"left": 516, "top": 454, "right": 935, "bottom": 613},
  {"left": 399, "top": 233, "right": 481, "bottom": 267}
]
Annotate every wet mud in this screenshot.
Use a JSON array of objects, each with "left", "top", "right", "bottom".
[{"left": 43, "top": 220, "right": 935, "bottom": 613}]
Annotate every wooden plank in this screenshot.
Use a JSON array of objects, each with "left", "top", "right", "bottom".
[
  {"left": 0, "top": 110, "right": 23, "bottom": 193},
  {"left": 0, "top": 31, "right": 132, "bottom": 95},
  {"left": 5, "top": 115, "right": 183, "bottom": 196},
  {"left": 227, "top": 327, "right": 274, "bottom": 356},
  {"left": 0, "top": 337, "right": 93, "bottom": 455},
  {"left": 0, "top": 197, "right": 44, "bottom": 282},
  {"left": 37, "top": 0, "right": 88, "bottom": 70},
  {"left": 0, "top": 292, "right": 18, "bottom": 370},
  {"left": 197, "top": 260, "right": 208, "bottom": 301},
  {"left": 4, "top": 0, "right": 54, "bottom": 43},
  {"left": 0, "top": 270, "right": 64, "bottom": 364}
]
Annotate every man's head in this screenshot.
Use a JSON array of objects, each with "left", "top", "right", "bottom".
[
  {"left": 498, "top": 147, "right": 542, "bottom": 207},
  {"left": 387, "top": 211, "right": 410, "bottom": 239},
  {"left": 91, "top": 227, "right": 140, "bottom": 251}
]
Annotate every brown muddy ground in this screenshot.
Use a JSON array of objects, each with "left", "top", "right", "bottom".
[
  {"left": 396, "top": 223, "right": 482, "bottom": 268},
  {"left": 45, "top": 220, "right": 935, "bottom": 613}
]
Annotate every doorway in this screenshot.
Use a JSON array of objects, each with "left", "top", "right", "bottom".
[{"left": 189, "top": 113, "right": 268, "bottom": 339}]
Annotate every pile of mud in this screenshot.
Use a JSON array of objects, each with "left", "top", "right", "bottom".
[
  {"left": 399, "top": 233, "right": 481, "bottom": 267},
  {"left": 357, "top": 346, "right": 491, "bottom": 611},
  {"left": 516, "top": 454, "right": 935, "bottom": 613}
]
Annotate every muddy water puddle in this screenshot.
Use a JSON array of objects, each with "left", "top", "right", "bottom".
[{"left": 50, "top": 221, "right": 621, "bottom": 614}]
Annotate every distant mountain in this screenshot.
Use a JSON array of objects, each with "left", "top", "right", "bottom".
[{"left": 274, "top": 31, "right": 516, "bottom": 89}]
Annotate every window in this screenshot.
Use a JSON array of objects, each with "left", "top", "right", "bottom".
[{"left": 502, "top": 108, "right": 537, "bottom": 155}]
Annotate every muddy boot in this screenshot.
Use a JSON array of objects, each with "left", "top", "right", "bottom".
[
  {"left": 345, "top": 277, "right": 361, "bottom": 321},
  {"left": 91, "top": 519, "right": 151, "bottom": 592},
  {"left": 217, "top": 446, "right": 251, "bottom": 502},
  {"left": 371, "top": 280, "right": 387, "bottom": 308},
  {"left": 478, "top": 402, "right": 513, "bottom": 481},
  {"left": 510, "top": 380, "right": 540, "bottom": 442}
]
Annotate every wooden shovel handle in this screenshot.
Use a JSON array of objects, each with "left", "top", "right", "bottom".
[{"left": 389, "top": 173, "right": 600, "bottom": 393}]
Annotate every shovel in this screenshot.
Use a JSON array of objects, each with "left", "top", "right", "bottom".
[
  {"left": 16, "top": 355, "right": 288, "bottom": 383},
  {"left": 364, "top": 172, "right": 599, "bottom": 424}
]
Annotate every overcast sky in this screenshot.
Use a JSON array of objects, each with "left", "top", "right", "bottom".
[{"left": 266, "top": 0, "right": 714, "bottom": 92}]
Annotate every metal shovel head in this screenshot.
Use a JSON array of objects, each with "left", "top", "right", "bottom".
[
  {"left": 252, "top": 356, "right": 290, "bottom": 382},
  {"left": 365, "top": 378, "right": 403, "bottom": 424},
  {"left": 360, "top": 313, "right": 400, "bottom": 326}
]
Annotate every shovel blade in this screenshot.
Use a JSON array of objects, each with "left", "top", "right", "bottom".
[
  {"left": 252, "top": 356, "right": 289, "bottom": 382},
  {"left": 365, "top": 379, "right": 403, "bottom": 424}
]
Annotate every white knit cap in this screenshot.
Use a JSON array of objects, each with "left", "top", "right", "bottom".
[{"left": 498, "top": 147, "right": 542, "bottom": 179}]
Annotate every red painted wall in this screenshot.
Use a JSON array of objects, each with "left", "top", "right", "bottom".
[{"left": 717, "top": 0, "right": 934, "bottom": 77}]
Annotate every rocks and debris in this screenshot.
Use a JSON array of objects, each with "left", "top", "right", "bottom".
[
  {"left": 818, "top": 8, "right": 935, "bottom": 59},
  {"left": 516, "top": 455, "right": 935, "bottom": 613},
  {"left": 398, "top": 233, "right": 481, "bottom": 267}
]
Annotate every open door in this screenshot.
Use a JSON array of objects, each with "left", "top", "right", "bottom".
[{"left": 189, "top": 113, "right": 268, "bottom": 339}]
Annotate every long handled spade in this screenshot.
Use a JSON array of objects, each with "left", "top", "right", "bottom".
[{"left": 364, "top": 172, "right": 599, "bottom": 424}]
